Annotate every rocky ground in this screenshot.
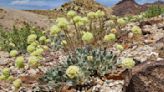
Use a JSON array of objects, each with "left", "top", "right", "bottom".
[
  {"left": 90, "top": 16, "right": 164, "bottom": 92},
  {"left": 0, "top": 15, "right": 163, "bottom": 92}
]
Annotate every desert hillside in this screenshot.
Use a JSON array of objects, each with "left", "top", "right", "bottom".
[
  {"left": 0, "top": 7, "right": 51, "bottom": 30},
  {"left": 112, "top": 0, "right": 147, "bottom": 16},
  {"left": 27, "top": 0, "right": 112, "bottom": 19},
  {"left": 112, "top": 0, "right": 164, "bottom": 16},
  {"left": 27, "top": 0, "right": 164, "bottom": 18}
]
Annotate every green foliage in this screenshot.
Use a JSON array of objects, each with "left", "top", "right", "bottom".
[
  {"left": 15, "top": 56, "right": 25, "bottom": 68},
  {"left": 41, "top": 47, "right": 117, "bottom": 89},
  {"left": 145, "top": 5, "right": 164, "bottom": 18},
  {"left": 0, "top": 25, "right": 43, "bottom": 52},
  {"left": 0, "top": 68, "right": 10, "bottom": 80},
  {"left": 13, "top": 79, "right": 22, "bottom": 88},
  {"left": 125, "top": 6, "right": 163, "bottom": 22}
]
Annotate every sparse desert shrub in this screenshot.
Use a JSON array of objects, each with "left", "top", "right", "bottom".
[
  {"left": 0, "top": 24, "right": 43, "bottom": 52},
  {"left": 144, "top": 5, "right": 163, "bottom": 18},
  {"left": 40, "top": 47, "right": 118, "bottom": 90}
]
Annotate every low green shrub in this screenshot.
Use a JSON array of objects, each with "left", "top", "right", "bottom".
[
  {"left": 145, "top": 5, "right": 164, "bottom": 18},
  {"left": 0, "top": 24, "right": 43, "bottom": 52},
  {"left": 40, "top": 47, "right": 118, "bottom": 90}
]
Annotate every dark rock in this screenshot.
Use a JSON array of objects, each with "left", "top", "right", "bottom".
[
  {"left": 155, "top": 37, "right": 164, "bottom": 58},
  {"left": 126, "top": 61, "right": 164, "bottom": 92}
]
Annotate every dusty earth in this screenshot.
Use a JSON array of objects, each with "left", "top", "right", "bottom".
[{"left": 0, "top": 7, "right": 51, "bottom": 30}]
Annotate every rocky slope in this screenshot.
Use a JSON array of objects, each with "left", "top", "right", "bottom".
[
  {"left": 0, "top": 7, "right": 51, "bottom": 30},
  {"left": 56, "top": 0, "right": 112, "bottom": 15},
  {"left": 144, "top": 0, "right": 164, "bottom": 7},
  {"left": 27, "top": 0, "right": 112, "bottom": 18},
  {"left": 112, "top": 0, "right": 147, "bottom": 16},
  {"left": 112, "top": 0, "right": 164, "bottom": 16},
  {"left": 27, "top": 0, "right": 164, "bottom": 18}
]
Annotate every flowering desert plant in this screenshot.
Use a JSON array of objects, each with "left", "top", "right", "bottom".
[
  {"left": 131, "top": 26, "right": 142, "bottom": 35},
  {"left": 121, "top": 58, "right": 135, "bottom": 69},
  {"left": 116, "top": 44, "right": 124, "bottom": 51},
  {"left": 39, "top": 10, "right": 140, "bottom": 91},
  {"left": 117, "top": 18, "right": 126, "bottom": 27},
  {"left": 2, "top": 68, "right": 10, "bottom": 79},
  {"left": 40, "top": 47, "right": 118, "bottom": 90},
  {"left": 26, "top": 33, "right": 49, "bottom": 68},
  {"left": 13, "top": 79, "right": 22, "bottom": 89},
  {"left": 103, "top": 33, "right": 116, "bottom": 42},
  {"left": 66, "top": 65, "right": 82, "bottom": 79},
  {"left": 10, "top": 50, "right": 18, "bottom": 57},
  {"left": 49, "top": 10, "right": 116, "bottom": 52},
  {"left": 15, "top": 56, "right": 25, "bottom": 69},
  {"left": 82, "top": 32, "right": 94, "bottom": 43},
  {"left": 28, "top": 56, "right": 40, "bottom": 68},
  {"left": 0, "top": 68, "right": 14, "bottom": 81},
  {"left": 27, "top": 45, "right": 36, "bottom": 53}
]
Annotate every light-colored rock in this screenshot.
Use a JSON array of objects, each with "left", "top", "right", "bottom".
[
  {"left": 92, "top": 80, "right": 124, "bottom": 92},
  {"left": 120, "top": 45, "right": 159, "bottom": 62},
  {"left": 0, "top": 51, "right": 13, "bottom": 66}
]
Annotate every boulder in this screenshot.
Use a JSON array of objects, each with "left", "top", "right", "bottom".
[{"left": 126, "top": 61, "right": 164, "bottom": 92}]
